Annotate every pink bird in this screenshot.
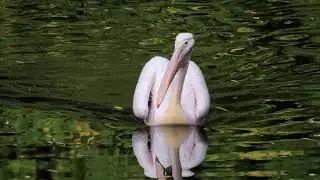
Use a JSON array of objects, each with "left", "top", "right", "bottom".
[{"left": 133, "top": 33, "right": 210, "bottom": 125}]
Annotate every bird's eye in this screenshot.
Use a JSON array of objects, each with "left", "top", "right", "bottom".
[{"left": 185, "top": 41, "right": 188, "bottom": 45}]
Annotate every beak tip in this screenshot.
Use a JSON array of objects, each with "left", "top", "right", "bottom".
[{"left": 156, "top": 96, "right": 162, "bottom": 108}]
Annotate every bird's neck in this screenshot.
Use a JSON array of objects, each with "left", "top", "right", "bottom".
[
  {"left": 170, "top": 65, "right": 188, "bottom": 106},
  {"left": 160, "top": 58, "right": 190, "bottom": 124}
]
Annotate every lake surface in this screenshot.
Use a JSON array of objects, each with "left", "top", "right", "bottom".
[{"left": 1, "top": 0, "right": 320, "bottom": 179}]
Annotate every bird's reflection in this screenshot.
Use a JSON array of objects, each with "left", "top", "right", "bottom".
[{"left": 132, "top": 125, "right": 208, "bottom": 179}]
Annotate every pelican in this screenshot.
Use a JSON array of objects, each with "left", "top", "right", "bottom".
[
  {"left": 133, "top": 33, "right": 210, "bottom": 125},
  {"left": 132, "top": 126, "right": 208, "bottom": 179}
]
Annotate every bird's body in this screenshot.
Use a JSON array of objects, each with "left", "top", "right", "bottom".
[
  {"left": 132, "top": 33, "right": 210, "bottom": 179},
  {"left": 133, "top": 33, "right": 210, "bottom": 126}
]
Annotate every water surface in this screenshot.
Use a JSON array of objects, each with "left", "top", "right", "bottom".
[{"left": 0, "top": 0, "right": 320, "bottom": 179}]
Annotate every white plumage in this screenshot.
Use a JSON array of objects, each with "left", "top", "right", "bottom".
[{"left": 133, "top": 33, "right": 210, "bottom": 125}]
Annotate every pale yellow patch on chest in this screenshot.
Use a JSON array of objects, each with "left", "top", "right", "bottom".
[
  {"left": 157, "top": 68, "right": 189, "bottom": 125},
  {"left": 161, "top": 102, "right": 187, "bottom": 124}
]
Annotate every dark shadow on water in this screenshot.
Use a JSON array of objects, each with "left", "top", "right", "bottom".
[
  {"left": 36, "top": 146, "right": 54, "bottom": 180},
  {"left": 0, "top": 94, "right": 139, "bottom": 125}
]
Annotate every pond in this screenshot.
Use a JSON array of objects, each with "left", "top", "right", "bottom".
[{"left": 0, "top": 0, "right": 320, "bottom": 179}]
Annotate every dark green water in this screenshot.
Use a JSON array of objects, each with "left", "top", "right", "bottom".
[{"left": 1, "top": 0, "right": 320, "bottom": 179}]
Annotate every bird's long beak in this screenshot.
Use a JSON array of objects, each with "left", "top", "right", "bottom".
[
  {"left": 169, "top": 146, "right": 183, "bottom": 180},
  {"left": 156, "top": 44, "right": 190, "bottom": 108}
]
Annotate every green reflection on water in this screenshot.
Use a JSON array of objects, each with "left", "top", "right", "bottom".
[{"left": 0, "top": 0, "right": 320, "bottom": 179}]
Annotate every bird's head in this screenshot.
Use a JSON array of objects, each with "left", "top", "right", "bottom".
[{"left": 157, "top": 33, "right": 195, "bottom": 108}]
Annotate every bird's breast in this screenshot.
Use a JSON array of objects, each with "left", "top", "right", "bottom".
[{"left": 148, "top": 65, "right": 196, "bottom": 125}]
